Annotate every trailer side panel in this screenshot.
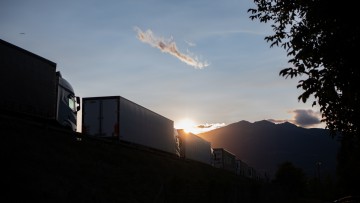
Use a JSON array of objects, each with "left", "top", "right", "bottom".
[
  {"left": 177, "top": 129, "right": 212, "bottom": 164},
  {"left": 82, "top": 96, "right": 176, "bottom": 154},
  {"left": 119, "top": 97, "right": 175, "bottom": 154},
  {"left": 0, "top": 39, "right": 57, "bottom": 119}
]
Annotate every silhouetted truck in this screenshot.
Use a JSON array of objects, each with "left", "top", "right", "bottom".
[
  {"left": 213, "top": 148, "right": 237, "bottom": 173},
  {"left": 177, "top": 129, "right": 212, "bottom": 165},
  {"left": 82, "top": 96, "right": 178, "bottom": 154},
  {"left": 0, "top": 39, "right": 80, "bottom": 131}
]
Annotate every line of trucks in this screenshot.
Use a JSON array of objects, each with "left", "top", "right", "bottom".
[
  {"left": 0, "top": 39, "right": 80, "bottom": 131},
  {"left": 0, "top": 39, "right": 263, "bottom": 181}
]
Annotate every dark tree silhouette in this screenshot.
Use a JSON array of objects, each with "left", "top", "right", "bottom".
[
  {"left": 336, "top": 136, "right": 360, "bottom": 195},
  {"left": 248, "top": 0, "right": 360, "bottom": 138},
  {"left": 274, "top": 162, "right": 306, "bottom": 199},
  {"left": 248, "top": 0, "right": 360, "bottom": 196}
]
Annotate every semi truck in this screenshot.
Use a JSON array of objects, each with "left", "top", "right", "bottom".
[
  {"left": 82, "top": 96, "right": 178, "bottom": 155},
  {"left": 0, "top": 39, "right": 80, "bottom": 131}
]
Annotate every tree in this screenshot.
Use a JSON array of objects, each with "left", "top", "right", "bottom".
[
  {"left": 248, "top": 0, "right": 360, "bottom": 138},
  {"left": 274, "top": 162, "right": 306, "bottom": 199},
  {"left": 336, "top": 135, "right": 360, "bottom": 195},
  {"left": 247, "top": 0, "right": 360, "bottom": 196}
]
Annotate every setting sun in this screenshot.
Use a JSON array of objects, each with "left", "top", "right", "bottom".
[
  {"left": 175, "top": 119, "right": 226, "bottom": 134},
  {"left": 175, "top": 118, "right": 197, "bottom": 133}
]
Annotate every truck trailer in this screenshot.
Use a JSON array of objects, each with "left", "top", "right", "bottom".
[
  {"left": 177, "top": 129, "right": 212, "bottom": 165},
  {"left": 0, "top": 39, "right": 80, "bottom": 131},
  {"left": 212, "top": 148, "right": 237, "bottom": 173},
  {"left": 82, "top": 96, "right": 178, "bottom": 155}
]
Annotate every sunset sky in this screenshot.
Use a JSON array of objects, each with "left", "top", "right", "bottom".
[{"left": 0, "top": 0, "right": 325, "bottom": 133}]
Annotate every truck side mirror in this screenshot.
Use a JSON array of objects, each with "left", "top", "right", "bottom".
[{"left": 76, "top": 96, "right": 81, "bottom": 111}]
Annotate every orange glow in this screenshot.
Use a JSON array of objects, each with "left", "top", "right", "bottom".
[
  {"left": 175, "top": 119, "right": 226, "bottom": 134},
  {"left": 175, "top": 118, "right": 197, "bottom": 134}
]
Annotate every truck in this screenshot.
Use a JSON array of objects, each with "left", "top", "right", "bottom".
[
  {"left": 236, "top": 159, "right": 248, "bottom": 177},
  {"left": 212, "top": 148, "right": 237, "bottom": 173},
  {"left": 177, "top": 129, "right": 212, "bottom": 165},
  {"left": 0, "top": 39, "right": 80, "bottom": 131},
  {"left": 82, "top": 96, "right": 178, "bottom": 155}
]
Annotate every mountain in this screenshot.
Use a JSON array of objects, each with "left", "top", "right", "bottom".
[{"left": 198, "top": 120, "right": 340, "bottom": 179}]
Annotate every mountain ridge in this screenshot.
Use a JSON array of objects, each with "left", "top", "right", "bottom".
[{"left": 198, "top": 120, "right": 340, "bottom": 179}]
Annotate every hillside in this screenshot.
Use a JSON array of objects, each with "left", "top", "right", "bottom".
[
  {"left": 198, "top": 120, "right": 340, "bottom": 179},
  {"left": 1, "top": 114, "right": 261, "bottom": 202}
]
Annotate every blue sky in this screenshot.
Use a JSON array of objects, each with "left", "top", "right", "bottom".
[{"left": 0, "top": 0, "right": 325, "bottom": 133}]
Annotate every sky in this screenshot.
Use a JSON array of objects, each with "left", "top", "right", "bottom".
[{"left": 0, "top": 0, "right": 326, "bottom": 134}]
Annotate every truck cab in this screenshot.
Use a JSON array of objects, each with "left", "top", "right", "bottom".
[{"left": 56, "top": 72, "right": 80, "bottom": 131}]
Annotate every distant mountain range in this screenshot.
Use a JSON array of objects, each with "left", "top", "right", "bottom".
[{"left": 198, "top": 120, "right": 340, "bottom": 179}]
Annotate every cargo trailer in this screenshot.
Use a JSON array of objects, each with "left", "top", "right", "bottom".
[
  {"left": 236, "top": 159, "right": 248, "bottom": 177},
  {"left": 177, "top": 129, "right": 212, "bottom": 165},
  {"left": 82, "top": 96, "right": 177, "bottom": 155},
  {"left": 212, "top": 148, "right": 236, "bottom": 173}
]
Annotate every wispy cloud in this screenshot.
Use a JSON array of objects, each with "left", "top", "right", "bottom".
[
  {"left": 184, "top": 40, "right": 196, "bottom": 47},
  {"left": 134, "top": 27, "right": 209, "bottom": 69},
  {"left": 194, "top": 123, "right": 226, "bottom": 134},
  {"left": 267, "top": 119, "right": 287, "bottom": 124}
]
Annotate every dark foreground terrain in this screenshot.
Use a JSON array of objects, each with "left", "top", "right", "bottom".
[
  {"left": 1, "top": 113, "right": 336, "bottom": 203},
  {"left": 1, "top": 113, "right": 263, "bottom": 202}
]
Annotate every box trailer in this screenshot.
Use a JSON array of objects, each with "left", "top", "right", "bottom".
[
  {"left": 212, "top": 148, "right": 236, "bottom": 173},
  {"left": 0, "top": 39, "right": 80, "bottom": 131},
  {"left": 236, "top": 159, "right": 248, "bottom": 177},
  {"left": 177, "top": 129, "right": 212, "bottom": 165},
  {"left": 82, "top": 96, "right": 177, "bottom": 154}
]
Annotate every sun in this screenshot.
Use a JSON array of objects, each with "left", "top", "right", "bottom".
[{"left": 175, "top": 118, "right": 197, "bottom": 133}]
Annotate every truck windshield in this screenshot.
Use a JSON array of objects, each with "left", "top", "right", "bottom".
[{"left": 68, "top": 95, "right": 77, "bottom": 112}]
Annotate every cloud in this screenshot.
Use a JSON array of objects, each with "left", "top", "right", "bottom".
[
  {"left": 184, "top": 40, "right": 196, "bottom": 47},
  {"left": 194, "top": 123, "right": 226, "bottom": 134},
  {"left": 197, "top": 123, "right": 225, "bottom": 129},
  {"left": 267, "top": 119, "right": 287, "bottom": 124},
  {"left": 291, "top": 109, "right": 321, "bottom": 128},
  {"left": 268, "top": 109, "right": 323, "bottom": 128},
  {"left": 134, "top": 27, "right": 209, "bottom": 69}
]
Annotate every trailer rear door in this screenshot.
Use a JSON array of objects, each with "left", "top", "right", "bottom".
[
  {"left": 82, "top": 97, "right": 119, "bottom": 138},
  {"left": 82, "top": 99, "right": 101, "bottom": 136}
]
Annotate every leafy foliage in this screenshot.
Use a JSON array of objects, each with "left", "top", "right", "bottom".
[
  {"left": 274, "top": 162, "right": 306, "bottom": 198},
  {"left": 336, "top": 136, "right": 360, "bottom": 195},
  {"left": 248, "top": 0, "right": 360, "bottom": 138}
]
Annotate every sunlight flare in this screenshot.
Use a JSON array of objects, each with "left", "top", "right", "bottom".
[{"left": 175, "top": 118, "right": 197, "bottom": 133}]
